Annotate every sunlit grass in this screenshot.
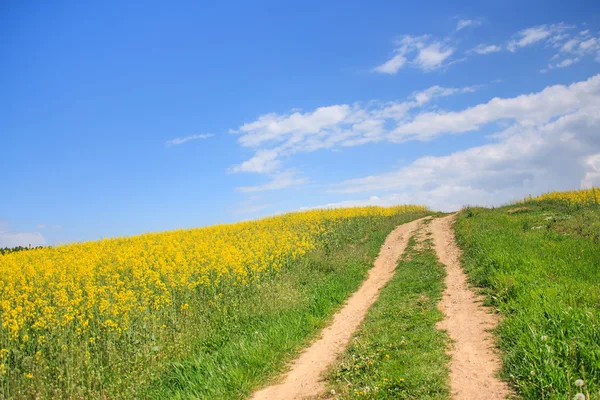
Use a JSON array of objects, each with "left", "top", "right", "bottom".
[{"left": 455, "top": 193, "right": 600, "bottom": 399}]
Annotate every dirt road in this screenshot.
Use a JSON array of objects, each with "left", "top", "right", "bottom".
[{"left": 251, "top": 214, "right": 511, "bottom": 400}]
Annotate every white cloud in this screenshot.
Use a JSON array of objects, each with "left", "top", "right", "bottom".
[
  {"left": 0, "top": 230, "right": 46, "bottom": 248},
  {"left": 230, "top": 149, "right": 281, "bottom": 173},
  {"left": 230, "top": 84, "right": 479, "bottom": 173},
  {"left": 580, "top": 37, "right": 598, "bottom": 52},
  {"left": 582, "top": 154, "right": 600, "bottom": 188},
  {"left": 235, "top": 105, "right": 351, "bottom": 148},
  {"left": 389, "top": 75, "right": 600, "bottom": 142},
  {"left": 232, "top": 75, "right": 600, "bottom": 208},
  {"left": 547, "top": 29, "right": 600, "bottom": 70},
  {"left": 373, "top": 35, "right": 454, "bottom": 74},
  {"left": 165, "top": 133, "right": 214, "bottom": 146},
  {"left": 232, "top": 76, "right": 600, "bottom": 181},
  {"left": 472, "top": 44, "right": 502, "bottom": 55},
  {"left": 456, "top": 19, "right": 482, "bottom": 31},
  {"left": 561, "top": 39, "right": 579, "bottom": 52},
  {"left": 236, "top": 170, "right": 308, "bottom": 193},
  {"left": 414, "top": 42, "right": 454, "bottom": 71},
  {"left": 372, "top": 54, "right": 407, "bottom": 74},
  {"left": 507, "top": 25, "right": 556, "bottom": 52},
  {"left": 556, "top": 58, "right": 579, "bottom": 68},
  {"left": 326, "top": 76, "right": 600, "bottom": 211}
]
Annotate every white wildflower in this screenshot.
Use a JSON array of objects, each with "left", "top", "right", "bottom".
[
  {"left": 574, "top": 393, "right": 585, "bottom": 400},
  {"left": 575, "top": 379, "right": 584, "bottom": 387}
]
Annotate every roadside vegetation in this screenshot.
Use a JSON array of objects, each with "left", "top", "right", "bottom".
[
  {"left": 327, "top": 221, "right": 450, "bottom": 399},
  {"left": 455, "top": 188, "right": 600, "bottom": 399},
  {"left": 0, "top": 206, "right": 429, "bottom": 399}
]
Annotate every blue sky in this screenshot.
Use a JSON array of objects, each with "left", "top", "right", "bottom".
[{"left": 2, "top": 0, "right": 600, "bottom": 246}]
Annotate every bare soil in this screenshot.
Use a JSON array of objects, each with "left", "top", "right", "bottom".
[
  {"left": 431, "top": 215, "right": 511, "bottom": 400},
  {"left": 251, "top": 217, "right": 429, "bottom": 400}
]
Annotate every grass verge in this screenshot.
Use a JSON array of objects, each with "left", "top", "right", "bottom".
[
  {"left": 326, "top": 222, "right": 450, "bottom": 399},
  {"left": 455, "top": 201, "right": 600, "bottom": 399},
  {"left": 145, "top": 211, "right": 431, "bottom": 399}
]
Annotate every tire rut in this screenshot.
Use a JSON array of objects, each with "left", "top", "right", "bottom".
[{"left": 431, "top": 215, "right": 511, "bottom": 400}]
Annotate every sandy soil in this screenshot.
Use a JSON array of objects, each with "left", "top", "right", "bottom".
[
  {"left": 431, "top": 215, "right": 511, "bottom": 400},
  {"left": 251, "top": 217, "right": 429, "bottom": 400}
]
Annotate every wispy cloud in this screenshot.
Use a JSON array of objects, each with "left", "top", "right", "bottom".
[
  {"left": 469, "top": 22, "right": 600, "bottom": 72},
  {"left": 471, "top": 44, "right": 502, "bottom": 55},
  {"left": 556, "top": 57, "right": 580, "bottom": 68},
  {"left": 373, "top": 35, "right": 455, "bottom": 74},
  {"left": 507, "top": 23, "right": 570, "bottom": 52},
  {"left": 456, "top": 18, "right": 483, "bottom": 31},
  {"left": 165, "top": 133, "right": 214, "bottom": 146}
]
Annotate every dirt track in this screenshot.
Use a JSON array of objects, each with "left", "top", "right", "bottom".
[{"left": 251, "top": 215, "right": 511, "bottom": 400}]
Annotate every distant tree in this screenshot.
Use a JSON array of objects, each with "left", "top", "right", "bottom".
[{"left": 0, "top": 245, "right": 44, "bottom": 255}]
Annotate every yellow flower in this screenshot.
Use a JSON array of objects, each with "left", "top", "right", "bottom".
[{"left": 0, "top": 204, "right": 427, "bottom": 388}]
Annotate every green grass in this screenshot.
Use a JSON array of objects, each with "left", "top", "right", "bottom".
[
  {"left": 455, "top": 201, "right": 600, "bottom": 399},
  {"left": 142, "top": 211, "right": 431, "bottom": 399},
  {"left": 326, "top": 222, "right": 450, "bottom": 399}
]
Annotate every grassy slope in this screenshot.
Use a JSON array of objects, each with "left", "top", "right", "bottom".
[
  {"left": 455, "top": 202, "right": 600, "bottom": 399},
  {"left": 327, "top": 221, "right": 450, "bottom": 399},
  {"left": 144, "top": 211, "right": 430, "bottom": 399}
]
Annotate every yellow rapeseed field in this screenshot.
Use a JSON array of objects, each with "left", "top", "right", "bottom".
[
  {"left": 0, "top": 205, "right": 425, "bottom": 397},
  {"left": 530, "top": 187, "right": 600, "bottom": 205}
]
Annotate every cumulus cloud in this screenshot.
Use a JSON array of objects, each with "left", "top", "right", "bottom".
[
  {"left": 373, "top": 35, "right": 455, "bottom": 74},
  {"left": 389, "top": 75, "right": 600, "bottom": 141},
  {"left": 232, "top": 75, "right": 599, "bottom": 177},
  {"left": 230, "top": 84, "right": 479, "bottom": 173},
  {"left": 231, "top": 73, "right": 600, "bottom": 210},
  {"left": 165, "top": 133, "right": 214, "bottom": 146},
  {"left": 326, "top": 76, "right": 600, "bottom": 211}
]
